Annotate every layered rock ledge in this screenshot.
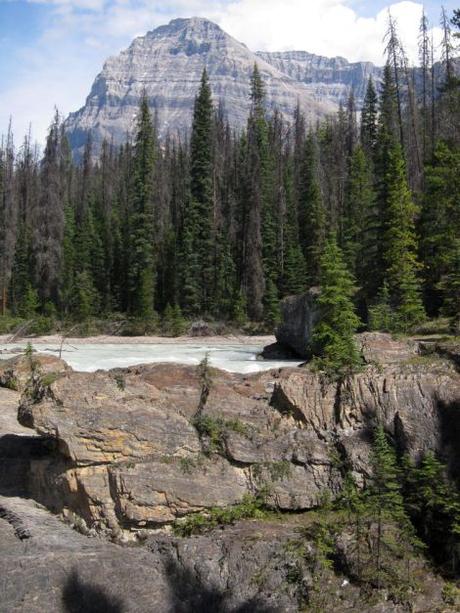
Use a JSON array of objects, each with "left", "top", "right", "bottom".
[
  {"left": 1, "top": 338, "right": 456, "bottom": 539},
  {"left": 0, "top": 341, "right": 459, "bottom": 611}
]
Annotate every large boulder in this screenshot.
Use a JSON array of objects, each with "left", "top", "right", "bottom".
[
  {"left": 274, "top": 288, "right": 321, "bottom": 358},
  {"left": 0, "top": 353, "right": 71, "bottom": 393}
]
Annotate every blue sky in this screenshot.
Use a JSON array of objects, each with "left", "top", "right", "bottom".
[{"left": 0, "top": 0, "right": 456, "bottom": 145}]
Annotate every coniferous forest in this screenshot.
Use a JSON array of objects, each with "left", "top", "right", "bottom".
[{"left": 0, "top": 10, "right": 459, "bottom": 337}]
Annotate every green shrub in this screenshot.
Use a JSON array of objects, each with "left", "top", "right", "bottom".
[
  {"left": 173, "top": 493, "right": 268, "bottom": 537},
  {"left": 192, "top": 415, "right": 252, "bottom": 453},
  {"left": 0, "top": 316, "right": 26, "bottom": 334},
  {"left": 114, "top": 374, "right": 126, "bottom": 391}
]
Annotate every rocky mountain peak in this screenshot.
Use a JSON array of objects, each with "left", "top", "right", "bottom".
[
  {"left": 64, "top": 17, "right": 379, "bottom": 158},
  {"left": 150, "top": 16, "right": 227, "bottom": 41}
]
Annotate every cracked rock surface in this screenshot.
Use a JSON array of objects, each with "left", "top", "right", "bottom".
[{"left": 3, "top": 337, "right": 457, "bottom": 536}]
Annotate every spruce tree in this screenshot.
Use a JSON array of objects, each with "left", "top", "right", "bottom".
[
  {"left": 368, "top": 282, "right": 393, "bottom": 332},
  {"left": 212, "top": 230, "right": 236, "bottom": 318},
  {"left": 311, "top": 236, "right": 361, "bottom": 376},
  {"left": 298, "top": 133, "right": 326, "bottom": 285},
  {"left": 244, "top": 64, "right": 272, "bottom": 320},
  {"left": 281, "top": 160, "right": 307, "bottom": 296},
  {"left": 383, "top": 142, "right": 425, "bottom": 331},
  {"left": 368, "top": 426, "right": 413, "bottom": 588},
  {"left": 360, "top": 77, "right": 378, "bottom": 156},
  {"left": 371, "top": 64, "right": 400, "bottom": 300},
  {"left": 60, "top": 204, "right": 76, "bottom": 316},
  {"left": 0, "top": 123, "right": 16, "bottom": 315},
  {"left": 73, "top": 270, "right": 98, "bottom": 321},
  {"left": 128, "top": 93, "right": 156, "bottom": 319},
  {"left": 33, "top": 110, "right": 65, "bottom": 307},
  {"left": 232, "top": 289, "right": 248, "bottom": 327},
  {"left": 438, "top": 239, "right": 460, "bottom": 333},
  {"left": 402, "top": 452, "right": 460, "bottom": 571},
  {"left": 263, "top": 277, "right": 281, "bottom": 329},
  {"left": 420, "top": 141, "right": 460, "bottom": 316},
  {"left": 342, "top": 145, "right": 375, "bottom": 282},
  {"left": 189, "top": 68, "right": 214, "bottom": 313},
  {"left": 9, "top": 222, "right": 32, "bottom": 316}
]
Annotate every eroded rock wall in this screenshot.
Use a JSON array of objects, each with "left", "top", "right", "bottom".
[{"left": 7, "top": 344, "right": 458, "bottom": 538}]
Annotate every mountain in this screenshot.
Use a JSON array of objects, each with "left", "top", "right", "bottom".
[
  {"left": 65, "top": 18, "right": 379, "bottom": 157},
  {"left": 257, "top": 50, "right": 382, "bottom": 107}
]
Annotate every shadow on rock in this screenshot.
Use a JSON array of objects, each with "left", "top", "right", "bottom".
[
  {"left": 438, "top": 399, "right": 460, "bottom": 482},
  {"left": 0, "top": 434, "right": 51, "bottom": 496},
  {"left": 62, "top": 569, "right": 125, "bottom": 613},
  {"left": 163, "top": 555, "right": 277, "bottom": 613}
]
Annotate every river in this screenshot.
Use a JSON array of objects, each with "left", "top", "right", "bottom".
[{"left": 0, "top": 341, "right": 301, "bottom": 374}]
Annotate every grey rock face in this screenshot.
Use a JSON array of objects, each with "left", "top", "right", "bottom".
[
  {"left": 275, "top": 288, "right": 322, "bottom": 358},
  {"left": 0, "top": 344, "right": 459, "bottom": 611},
  {"left": 6, "top": 342, "right": 458, "bottom": 537},
  {"left": 65, "top": 17, "right": 337, "bottom": 157},
  {"left": 0, "top": 494, "right": 449, "bottom": 613},
  {"left": 257, "top": 50, "right": 382, "bottom": 108}
]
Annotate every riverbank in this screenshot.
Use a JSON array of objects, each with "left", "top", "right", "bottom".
[
  {"left": 0, "top": 335, "right": 289, "bottom": 374},
  {"left": 0, "top": 333, "right": 275, "bottom": 347}
]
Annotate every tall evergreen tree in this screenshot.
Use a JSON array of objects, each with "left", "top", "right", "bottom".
[
  {"left": 280, "top": 159, "right": 307, "bottom": 296},
  {"left": 368, "top": 426, "right": 414, "bottom": 588},
  {"left": 244, "top": 64, "right": 271, "bottom": 320},
  {"left": 128, "top": 94, "right": 156, "bottom": 318},
  {"left": 342, "top": 145, "right": 376, "bottom": 285},
  {"left": 189, "top": 68, "right": 215, "bottom": 313},
  {"left": 420, "top": 141, "right": 460, "bottom": 316},
  {"left": 298, "top": 133, "right": 326, "bottom": 285},
  {"left": 0, "top": 122, "right": 17, "bottom": 315},
  {"left": 383, "top": 142, "right": 425, "bottom": 331},
  {"left": 360, "top": 77, "right": 378, "bottom": 157},
  {"left": 33, "top": 110, "right": 65, "bottom": 306},
  {"left": 311, "top": 236, "right": 361, "bottom": 376},
  {"left": 372, "top": 65, "right": 405, "bottom": 305}
]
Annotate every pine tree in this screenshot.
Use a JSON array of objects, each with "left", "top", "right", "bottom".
[
  {"left": 339, "top": 473, "right": 368, "bottom": 580},
  {"left": 33, "top": 110, "right": 65, "bottom": 307},
  {"left": 162, "top": 303, "right": 187, "bottom": 337},
  {"left": 438, "top": 239, "right": 460, "bottom": 333},
  {"left": 73, "top": 270, "right": 98, "bottom": 321},
  {"left": 420, "top": 141, "right": 460, "bottom": 316},
  {"left": 368, "top": 282, "right": 393, "bottom": 332},
  {"left": 9, "top": 222, "right": 33, "bottom": 316},
  {"left": 250, "top": 64, "right": 277, "bottom": 294},
  {"left": 280, "top": 159, "right": 307, "bottom": 296},
  {"left": 418, "top": 10, "right": 432, "bottom": 162},
  {"left": 0, "top": 121, "right": 17, "bottom": 316},
  {"left": 298, "top": 133, "right": 326, "bottom": 285},
  {"left": 368, "top": 426, "right": 416, "bottom": 588},
  {"left": 128, "top": 93, "right": 156, "bottom": 319},
  {"left": 232, "top": 289, "right": 248, "bottom": 327},
  {"left": 212, "top": 230, "right": 236, "bottom": 318},
  {"left": 402, "top": 452, "right": 460, "bottom": 572},
  {"left": 262, "top": 277, "right": 280, "bottom": 329},
  {"left": 189, "top": 68, "right": 215, "bottom": 313},
  {"left": 179, "top": 220, "right": 201, "bottom": 316},
  {"left": 244, "top": 64, "right": 271, "bottom": 320},
  {"left": 311, "top": 236, "right": 361, "bottom": 376},
  {"left": 342, "top": 146, "right": 375, "bottom": 281},
  {"left": 60, "top": 204, "right": 76, "bottom": 316},
  {"left": 383, "top": 142, "right": 425, "bottom": 331},
  {"left": 360, "top": 77, "right": 378, "bottom": 156}
]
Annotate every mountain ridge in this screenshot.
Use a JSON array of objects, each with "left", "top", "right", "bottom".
[{"left": 65, "top": 17, "right": 381, "bottom": 157}]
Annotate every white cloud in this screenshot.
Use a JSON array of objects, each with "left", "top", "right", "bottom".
[
  {"left": 216, "top": 0, "right": 442, "bottom": 64},
  {"left": 1, "top": 0, "right": 444, "bottom": 145}
]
